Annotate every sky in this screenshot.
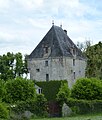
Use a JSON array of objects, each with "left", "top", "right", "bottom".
[{"left": 0, "top": 0, "right": 102, "bottom": 55}]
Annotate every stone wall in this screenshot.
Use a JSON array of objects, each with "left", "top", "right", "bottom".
[{"left": 28, "top": 56, "right": 86, "bottom": 87}]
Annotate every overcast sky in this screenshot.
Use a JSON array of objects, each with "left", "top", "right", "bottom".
[{"left": 0, "top": 0, "right": 102, "bottom": 55}]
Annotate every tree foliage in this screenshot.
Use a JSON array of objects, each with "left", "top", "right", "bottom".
[
  {"left": 4, "top": 77, "right": 36, "bottom": 103},
  {"left": 71, "top": 78, "right": 102, "bottom": 100},
  {"left": 11, "top": 94, "right": 48, "bottom": 118},
  {"left": 0, "top": 52, "right": 28, "bottom": 81},
  {"left": 56, "top": 82, "right": 70, "bottom": 105},
  {"left": 0, "top": 102, "right": 9, "bottom": 119},
  {"left": 85, "top": 42, "right": 102, "bottom": 79},
  {"left": 0, "top": 79, "right": 5, "bottom": 100}
]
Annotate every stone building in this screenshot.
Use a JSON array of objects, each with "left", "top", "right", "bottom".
[{"left": 27, "top": 25, "right": 86, "bottom": 87}]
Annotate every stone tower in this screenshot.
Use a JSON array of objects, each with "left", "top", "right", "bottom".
[{"left": 27, "top": 25, "right": 86, "bottom": 87}]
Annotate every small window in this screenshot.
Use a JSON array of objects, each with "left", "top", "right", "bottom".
[
  {"left": 38, "top": 89, "right": 42, "bottom": 94},
  {"left": 45, "top": 61, "right": 48, "bottom": 66},
  {"left": 46, "top": 74, "right": 49, "bottom": 81},
  {"left": 45, "top": 47, "right": 48, "bottom": 53},
  {"left": 73, "top": 72, "right": 75, "bottom": 79},
  {"left": 73, "top": 49, "right": 76, "bottom": 55},
  {"left": 73, "top": 59, "right": 75, "bottom": 66},
  {"left": 36, "top": 69, "right": 40, "bottom": 72}
]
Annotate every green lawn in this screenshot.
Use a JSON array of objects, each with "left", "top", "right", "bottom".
[{"left": 31, "top": 114, "right": 102, "bottom": 120}]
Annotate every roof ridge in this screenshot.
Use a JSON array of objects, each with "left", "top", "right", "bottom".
[
  {"left": 54, "top": 26, "right": 64, "bottom": 56},
  {"left": 54, "top": 26, "right": 64, "bottom": 55}
]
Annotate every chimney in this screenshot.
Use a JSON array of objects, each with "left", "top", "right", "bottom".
[{"left": 64, "top": 30, "right": 67, "bottom": 34}]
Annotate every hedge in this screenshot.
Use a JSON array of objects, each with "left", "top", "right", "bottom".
[
  {"left": 66, "top": 98, "right": 102, "bottom": 114},
  {"left": 35, "top": 80, "right": 68, "bottom": 101},
  {"left": 10, "top": 94, "right": 48, "bottom": 119}
]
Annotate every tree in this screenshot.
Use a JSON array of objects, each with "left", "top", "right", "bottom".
[
  {"left": 35, "top": 94, "right": 48, "bottom": 116},
  {"left": 77, "top": 40, "right": 91, "bottom": 52},
  {"left": 56, "top": 82, "right": 70, "bottom": 105},
  {"left": 71, "top": 78, "right": 102, "bottom": 100},
  {"left": 0, "top": 52, "right": 28, "bottom": 81},
  {"left": 4, "top": 77, "right": 36, "bottom": 103},
  {"left": 85, "top": 42, "right": 102, "bottom": 79},
  {"left": 0, "top": 102, "right": 9, "bottom": 119},
  {"left": 0, "top": 79, "right": 5, "bottom": 100}
]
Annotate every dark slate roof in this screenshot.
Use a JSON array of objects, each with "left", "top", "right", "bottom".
[{"left": 29, "top": 25, "right": 85, "bottom": 59}]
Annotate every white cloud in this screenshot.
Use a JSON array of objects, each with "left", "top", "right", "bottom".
[
  {"left": 14, "top": 0, "right": 43, "bottom": 10},
  {"left": 0, "top": 32, "right": 16, "bottom": 42},
  {"left": 0, "top": 0, "right": 10, "bottom": 11},
  {"left": 0, "top": 0, "right": 102, "bottom": 55}
]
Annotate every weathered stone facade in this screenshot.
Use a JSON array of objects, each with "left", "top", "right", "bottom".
[{"left": 28, "top": 25, "right": 86, "bottom": 87}]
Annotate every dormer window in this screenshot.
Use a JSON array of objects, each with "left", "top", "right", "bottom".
[
  {"left": 70, "top": 46, "right": 76, "bottom": 56},
  {"left": 73, "top": 49, "right": 76, "bottom": 55},
  {"left": 45, "top": 47, "right": 48, "bottom": 53}
]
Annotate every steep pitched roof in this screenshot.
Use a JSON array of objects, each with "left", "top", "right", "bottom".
[{"left": 29, "top": 25, "right": 85, "bottom": 59}]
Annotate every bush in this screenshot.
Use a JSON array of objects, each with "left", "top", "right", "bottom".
[
  {"left": 71, "top": 78, "right": 102, "bottom": 100},
  {"left": 4, "top": 77, "right": 36, "bottom": 103},
  {"left": 0, "top": 102, "right": 9, "bottom": 119},
  {"left": 56, "top": 82, "right": 70, "bottom": 105},
  {"left": 66, "top": 98, "right": 102, "bottom": 114},
  {"left": 11, "top": 94, "right": 48, "bottom": 119},
  {"left": 34, "top": 94, "right": 48, "bottom": 116}
]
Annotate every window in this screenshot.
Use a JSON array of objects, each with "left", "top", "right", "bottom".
[
  {"left": 73, "top": 49, "right": 76, "bottom": 55},
  {"left": 46, "top": 74, "right": 49, "bottom": 81},
  {"left": 36, "top": 69, "right": 40, "bottom": 72},
  {"left": 73, "top": 59, "right": 75, "bottom": 66},
  {"left": 38, "top": 89, "right": 42, "bottom": 94},
  {"left": 45, "top": 47, "right": 48, "bottom": 53},
  {"left": 73, "top": 72, "right": 75, "bottom": 79},
  {"left": 45, "top": 61, "right": 48, "bottom": 66}
]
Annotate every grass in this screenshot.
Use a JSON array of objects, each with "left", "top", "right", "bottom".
[{"left": 31, "top": 114, "right": 102, "bottom": 120}]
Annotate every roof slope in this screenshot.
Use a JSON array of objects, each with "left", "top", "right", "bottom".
[{"left": 29, "top": 25, "right": 85, "bottom": 59}]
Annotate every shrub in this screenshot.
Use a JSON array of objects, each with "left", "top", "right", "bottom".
[
  {"left": 0, "top": 102, "right": 9, "bottom": 119},
  {"left": 71, "top": 78, "right": 102, "bottom": 100},
  {"left": 4, "top": 77, "right": 36, "bottom": 103},
  {"left": 33, "top": 94, "right": 47, "bottom": 116},
  {"left": 11, "top": 94, "right": 48, "bottom": 118},
  {"left": 66, "top": 98, "right": 102, "bottom": 114},
  {"left": 56, "top": 82, "right": 70, "bottom": 105}
]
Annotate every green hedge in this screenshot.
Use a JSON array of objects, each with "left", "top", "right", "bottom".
[
  {"left": 36, "top": 80, "right": 68, "bottom": 101},
  {"left": 10, "top": 94, "right": 48, "bottom": 119},
  {"left": 66, "top": 98, "right": 102, "bottom": 114}
]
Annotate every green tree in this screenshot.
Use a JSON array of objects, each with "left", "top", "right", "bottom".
[
  {"left": 85, "top": 42, "right": 102, "bottom": 79},
  {"left": 56, "top": 82, "right": 70, "bottom": 105},
  {"left": 0, "top": 52, "right": 28, "bottom": 81},
  {"left": 0, "top": 102, "right": 9, "bottom": 119},
  {"left": 71, "top": 78, "right": 102, "bottom": 100},
  {"left": 4, "top": 77, "right": 36, "bottom": 103},
  {"left": 35, "top": 94, "right": 48, "bottom": 116},
  {"left": 0, "top": 80, "right": 5, "bottom": 100}
]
